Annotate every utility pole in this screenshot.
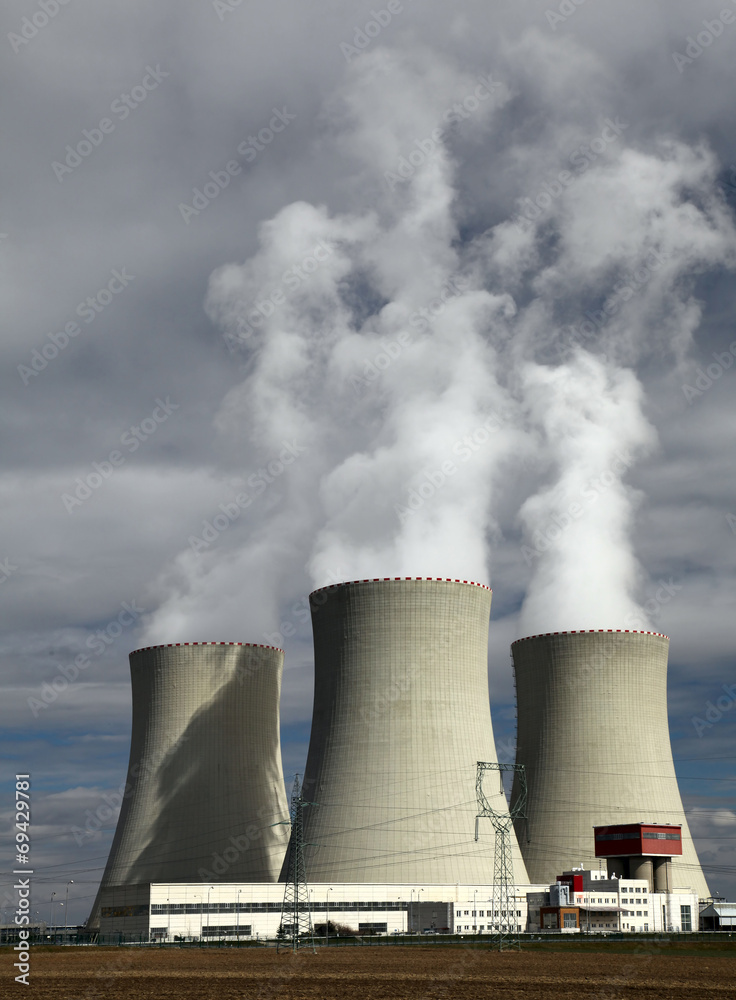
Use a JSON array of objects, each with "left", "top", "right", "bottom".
[
  {"left": 65, "top": 881, "right": 73, "bottom": 934},
  {"left": 276, "top": 774, "right": 316, "bottom": 953},
  {"left": 475, "top": 761, "right": 528, "bottom": 952}
]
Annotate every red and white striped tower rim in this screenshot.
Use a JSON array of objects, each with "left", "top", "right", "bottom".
[
  {"left": 130, "top": 641, "right": 284, "bottom": 654},
  {"left": 511, "top": 628, "right": 668, "bottom": 646},
  {"left": 310, "top": 576, "right": 492, "bottom": 597}
]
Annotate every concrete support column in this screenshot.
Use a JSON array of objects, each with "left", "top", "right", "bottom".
[
  {"left": 653, "top": 857, "right": 672, "bottom": 893},
  {"left": 607, "top": 857, "right": 629, "bottom": 880},
  {"left": 630, "top": 857, "right": 653, "bottom": 890}
]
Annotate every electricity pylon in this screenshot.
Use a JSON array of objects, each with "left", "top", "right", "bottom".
[
  {"left": 475, "top": 761, "right": 527, "bottom": 951},
  {"left": 276, "top": 774, "right": 316, "bottom": 953}
]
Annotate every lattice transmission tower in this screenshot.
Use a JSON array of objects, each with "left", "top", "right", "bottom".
[
  {"left": 276, "top": 774, "right": 316, "bottom": 953},
  {"left": 475, "top": 761, "right": 527, "bottom": 951}
]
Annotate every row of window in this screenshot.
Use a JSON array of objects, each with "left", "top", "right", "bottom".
[
  {"left": 595, "top": 831, "right": 679, "bottom": 841},
  {"left": 459, "top": 925, "right": 522, "bottom": 932},
  {"left": 455, "top": 909, "right": 522, "bottom": 917},
  {"left": 202, "top": 925, "right": 252, "bottom": 937},
  {"left": 583, "top": 898, "right": 647, "bottom": 905},
  {"left": 150, "top": 902, "right": 409, "bottom": 915},
  {"left": 100, "top": 905, "right": 149, "bottom": 918},
  {"left": 574, "top": 895, "right": 647, "bottom": 905},
  {"left": 150, "top": 925, "right": 253, "bottom": 937}
]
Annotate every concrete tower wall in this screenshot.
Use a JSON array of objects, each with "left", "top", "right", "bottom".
[
  {"left": 88, "top": 642, "right": 290, "bottom": 927},
  {"left": 510, "top": 630, "right": 709, "bottom": 897},
  {"left": 285, "top": 578, "right": 529, "bottom": 885}
]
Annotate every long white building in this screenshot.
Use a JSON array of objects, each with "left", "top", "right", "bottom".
[
  {"left": 96, "top": 873, "right": 698, "bottom": 941},
  {"left": 98, "top": 881, "right": 538, "bottom": 941}
]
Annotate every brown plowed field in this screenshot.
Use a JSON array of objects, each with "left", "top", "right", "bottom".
[{"left": 2, "top": 945, "right": 735, "bottom": 999}]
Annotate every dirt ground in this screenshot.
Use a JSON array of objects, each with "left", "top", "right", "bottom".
[{"left": 2, "top": 945, "right": 735, "bottom": 999}]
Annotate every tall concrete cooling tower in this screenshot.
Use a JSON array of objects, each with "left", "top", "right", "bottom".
[
  {"left": 283, "top": 578, "right": 529, "bottom": 885},
  {"left": 509, "top": 630, "right": 709, "bottom": 897},
  {"left": 88, "top": 642, "right": 290, "bottom": 927}
]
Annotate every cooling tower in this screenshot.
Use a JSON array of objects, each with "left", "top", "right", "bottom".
[
  {"left": 87, "top": 642, "right": 290, "bottom": 927},
  {"left": 282, "top": 578, "right": 529, "bottom": 884},
  {"left": 509, "top": 630, "right": 709, "bottom": 897}
]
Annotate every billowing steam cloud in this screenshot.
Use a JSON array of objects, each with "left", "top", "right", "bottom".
[
  {"left": 517, "top": 354, "right": 656, "bottom": 634},
  {"left": 142, "top": 38, "right": 736, "bottom": 644}
]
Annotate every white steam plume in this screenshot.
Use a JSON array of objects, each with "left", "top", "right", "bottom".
[
  {"left": 205, "top": 49, "right": 518, "bottom": 589},
  {"left": 141, "top": 39, "right": 736, "bottom": 645},
  {"left": 517, "top": 354, "right": 656, "bottom": 634}
]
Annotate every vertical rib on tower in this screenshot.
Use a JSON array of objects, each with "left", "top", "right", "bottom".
[
  {"left": 510, "top": 630, "right": 709, "bottom": 897},
  {"left": 87, "top": 642, "right": 290, "bottom": 927},
  {"left": 281, "top": 578, "right": 528, "bottom": 885}
]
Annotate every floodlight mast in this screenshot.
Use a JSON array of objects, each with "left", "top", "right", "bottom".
[{"left": 475, "top": 761, "right": 528, "bottom": 951}]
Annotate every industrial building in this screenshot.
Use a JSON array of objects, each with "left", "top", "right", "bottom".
[
  {"left": 283, "top": 578, "right": 528, "bottom": 885},
  {"left": 97, "top": 881, "right": 539, "bottom": 941},
  {"left": 527, "top": 868, "right": 697, "bottom": 934},
  {"left": 699, "top": 901, "right": 736, "bottom": 931},
  {"left": 88, "top": 643, "right": 290, "bottom": 928},
  {"left": 96, "top": 870, "right": 699, "bottom": 940},
  {"left": 509, "top": 630, "right": 710, "bottom": 898},
  {"left": 593, "top": 821, "right": 683, "bottom": 890}
]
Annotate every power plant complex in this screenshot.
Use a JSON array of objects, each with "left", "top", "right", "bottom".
[{"left": 91, "top": 578, "right": 709, "bottom": 939}]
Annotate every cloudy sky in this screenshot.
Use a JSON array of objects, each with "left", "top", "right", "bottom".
[{"left": 2, "top": 0, "right": 735, "bottom": 925}]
